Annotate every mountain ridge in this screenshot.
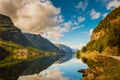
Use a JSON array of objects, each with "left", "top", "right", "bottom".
[
  {"left": 55, "top": 43, "right": 74, "bottom": 54},
  {"left": 0, "top": 14, "right": 33, "bottom": 47},
  {"left": 24, "top": 33, "right": 64, "bottom": 53}
]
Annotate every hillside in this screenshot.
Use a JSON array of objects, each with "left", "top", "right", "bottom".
[
  {"left": 55, "top": 44, "right": 74, "bottom": 54},
  {"left": 0, "top": 14, "right": 54, "bottom": 67},
  {"left": 0, "top": 14, "right": 58, "bottom": 80},
  {"left": 81, "top": 6, "right": 120, "bottom": 55},
  {"left": 24, "top": 33, "right": 64, "bottom": 53},
  {"left": 0, "top": 14, "right": 33, "bottom": 47}
]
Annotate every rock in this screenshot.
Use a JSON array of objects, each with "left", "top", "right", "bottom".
[{"left": 78, "top": 69, "right": 86, "bottom": 73}]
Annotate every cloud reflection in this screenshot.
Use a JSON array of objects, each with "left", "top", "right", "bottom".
[{"left": 19, "top": 68, "right": 69, "bottom": 80}]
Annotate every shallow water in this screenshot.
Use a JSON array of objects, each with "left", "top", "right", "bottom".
[{"left": 19, "top": 54, "right": 88, "bottom": 80}]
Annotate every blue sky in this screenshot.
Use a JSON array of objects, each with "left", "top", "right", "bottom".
[
  {"left": 49, "top": 0, "right": 120, "bottom": 49},
  {"left": 0, "top": 0, "right": 120, "bottom": 49}
]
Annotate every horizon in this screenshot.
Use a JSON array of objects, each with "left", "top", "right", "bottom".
[{"left": 0, "top": 0, "right": 120, "bottom": 49}]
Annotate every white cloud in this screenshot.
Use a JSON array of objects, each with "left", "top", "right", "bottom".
[
  {"left": 71, "top": 25, "right": 85, "bottom": 31},
  {"left": 75, "top": 0, "right": 88, "bottom": 11},
  {"left": 42, "top": 21, "right": 72, "bottom": 40},
  {"left": 78, "top": 16, "right": 85, "bottom": 22},
  {"left": 96, "top": 0, "right": 110, "bottom": 3},
  {"left": 71, "top": 26, "right": 81, "bottom": 31},
  {"left": 107, "top": 0, "right": 120, "bottom": 10},
  {"left": 90, "top": 29, "right": 94, "bottom": 35},
  {"left": 73, "top": 21, "right": 79, "bottom": 25},
  {"left": 90, "top": 9, "right": 101, "bottom": 19},
  {"left": 0, "top": 0, "right": 66, "bottom": 40},
  {"left": 103, "top": 12, "right": 108, "bottom": 18}
]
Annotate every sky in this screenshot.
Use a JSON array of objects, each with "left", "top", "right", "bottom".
[{"left": 0, "top": 0, "right": 120, "bottom": 49}]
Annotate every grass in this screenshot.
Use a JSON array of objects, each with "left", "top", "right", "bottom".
[
  {"left": 77, "top": 51, "right": 120, "bottom": 80},
  {"left": 0, "top": 40, "right": 56, "bottom": 68}
]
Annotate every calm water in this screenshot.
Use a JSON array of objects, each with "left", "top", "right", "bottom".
[{"left": 18, "top": 54, "right": 88, "bottom": 80}]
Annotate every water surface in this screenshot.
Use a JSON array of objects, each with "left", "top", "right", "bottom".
[{"left": 19, "top": 54, "right": 88, "bottom": 80}]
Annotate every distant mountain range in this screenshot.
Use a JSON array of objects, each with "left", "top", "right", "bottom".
[
  {"left": 55, "top": 44, "right": 74, "bottom": 54},
  {"left": 24, "top": 33, "right": 64, "bottom": 53}
]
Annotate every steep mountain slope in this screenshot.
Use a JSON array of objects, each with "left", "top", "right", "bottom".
[
  {"left": 24, "top": 33, "right": 64, "bottom": 53},
  {"left": 0, "top": 14, "right": 57, "bottom": 80},
  {"left": 0, "top": 14, "right": 52, "bottom": 62},
  {"left": 0, "top": 14, "right": 33, "bottom": 47},
  {"left": 81, "top": 6, "right": 120, "bottom": 55},
  {"left": 55, "top": 44, "right": 74, "bottom": 53}
]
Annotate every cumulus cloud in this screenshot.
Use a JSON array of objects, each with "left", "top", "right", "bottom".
[
  {"left": 90, "top": 9, "right": 101, "bottom": 19},
  {"left": 0, "top": 0, "right": 66, "bottom": 40},
  {"left": 78, "top": 16, "right": 85, "bottom": 23},
  {"left": 75, "top": 0, "right": 88, "bottom": 11},
  {"left": 42, "top": 21, "right": 72, "bottom": 40},
  {"left": 107, "top": 0, "right": 120, "bottom": 10},
  {"left": 103, "top": 12, "right": 108, "bottom": 18},
  {"left": 90, "top": 29, "right": 94, "bottom": 35}
]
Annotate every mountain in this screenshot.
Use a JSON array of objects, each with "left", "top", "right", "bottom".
[
  {"left": 55, "top": 44, "right": 74, "bottom": 54},
  {"left": 0, "top": 14, "right": 52, "bottom": 60},
  {"left": 24, "top": 33, "right": 64, "bottom": 53},
  {"left": 0, "top": 14, "right": 33, "bottom": 47},
  {"left": 0, "top": 14, "right": 58, "bottom": 80},
  {"left": 81, "top": 6, "right": 120, "bottom": 55}
]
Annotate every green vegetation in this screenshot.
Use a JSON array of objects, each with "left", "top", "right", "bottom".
[
  {"left": 77, "top": 7, "right": 120, "bottom": 80},
  {"left": 76, "top": 50, "right": 81, "bottom": 59},
  {"left": 0, "top": 14, "right": 56, "bottom": 69},
  {"left": 81, "top": 6, "right": 120, "bottom": 55},
  {"left": 0, "top": 40, "right": 56, "bottom": 68},
  {"left": 79, "top": 52, "right": 120, "bottom": 80},
  {"left": 93, "top": 6, "right": 120, "bottom": 33}
]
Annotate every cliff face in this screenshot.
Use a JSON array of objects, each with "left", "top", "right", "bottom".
[
  {"left": 81, "top": 6, "right": 120, "bottom": 55},
  {"left": 0, "top": 14, "right": 33, "bottom": 47}
]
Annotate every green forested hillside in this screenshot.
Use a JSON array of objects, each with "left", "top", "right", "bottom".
[
  {"left": 81, "top": 6, "right": 120, "bottom": 55},
  {"left": 0, "top": 14, "right": 55, "bottom": 68},
  {"left": 0, "top": 14, "right": 33, "bottom": 47}
]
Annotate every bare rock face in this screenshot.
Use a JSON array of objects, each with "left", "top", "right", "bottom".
[
  {"left": 91, "top": 30, "right": 105, "bottom": 41},
  {"left": 0, "top": 14, "right": 33, "bottom": 47}
]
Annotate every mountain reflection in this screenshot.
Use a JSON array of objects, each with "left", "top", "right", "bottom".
[
  {"left": 20, "top": 56, "right": 60, "bottom": 76},
  {"left": 19, "top": 54, "right": 88, "bottom": 80},
  {"left": 57, "top": 54, "right": 73, "bottom": 64},
  {"left": 20, "top": 54, "right": 73, "bottom": 76}
]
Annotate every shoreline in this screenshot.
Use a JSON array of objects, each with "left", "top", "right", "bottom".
[{"left": 78, "top": 52, "right": 120, "bottom": 80}]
